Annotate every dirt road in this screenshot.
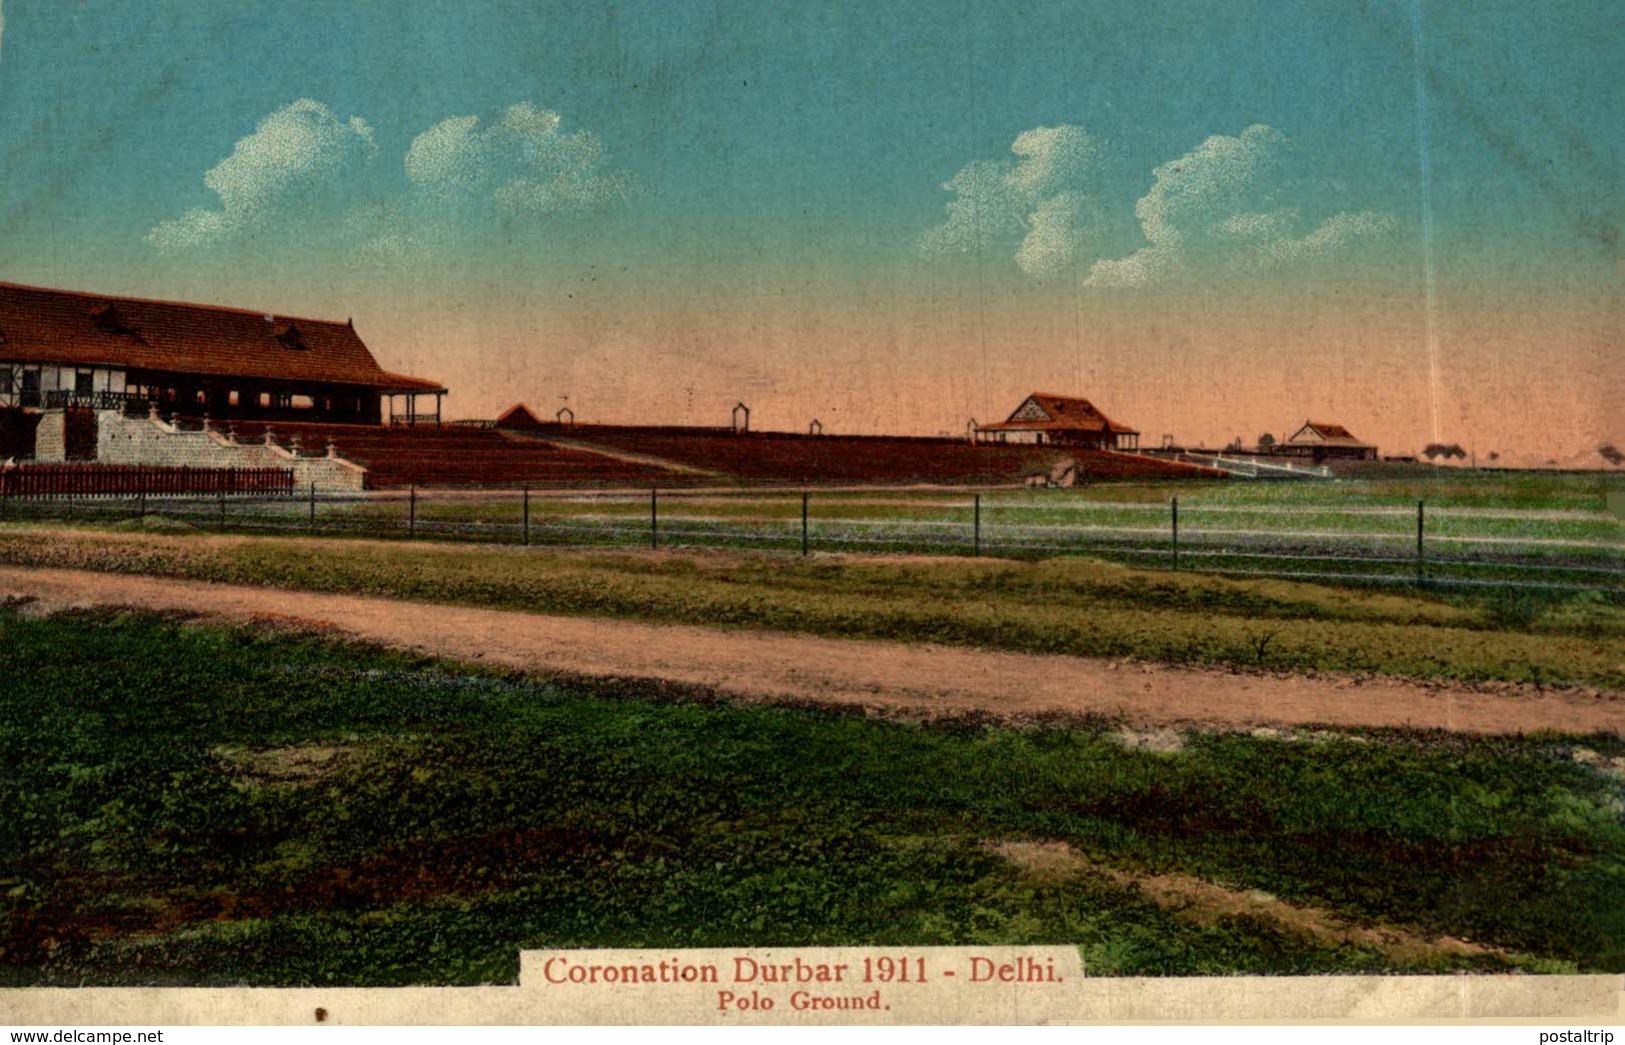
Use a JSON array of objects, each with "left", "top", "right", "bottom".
[{"left": 3, "top": 565, "right": 1620, "bottom": 735}]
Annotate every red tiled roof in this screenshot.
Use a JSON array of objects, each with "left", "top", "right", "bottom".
[
  {"left": 0, "top": 281, "right": 444, "bottom": 393},
  {"left": 1288, "top": 420, "right": 1373, "bottom": 447},
  {"left": 977, "top": 392, "right": 1138, "bottom": 435},
  {"left": 495, "top": 402, "right": 545, "bottom": 428}
]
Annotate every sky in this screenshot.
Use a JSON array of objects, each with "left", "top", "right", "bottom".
[{"left": 0, "top": 0, "right": 1619, "bottom": 458}]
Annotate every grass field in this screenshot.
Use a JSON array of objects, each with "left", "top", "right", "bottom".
[
  {"left": 3, "top": 607, "right": 1622, "bottom": 986},
  {"left": 2, "top": 526, "right": 1623, "bottom": 690},
  {"left": 3, "top": 470, "right": 1620, "bottom": 985}
]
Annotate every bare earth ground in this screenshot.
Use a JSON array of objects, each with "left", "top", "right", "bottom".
[
  {"left": 987, "top": 840, "right": 1506, "bottom": 964},
  {"left": 2, "top": 564, "right": 1621, "bottom": 735}
]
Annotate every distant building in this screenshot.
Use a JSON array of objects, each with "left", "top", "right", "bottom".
[
  {"left": 1276, "top": 420, "right": 1377, "bottom": 461},
  {"left": 494, "top": 402, "right": 546, "bottom": 430},
  {"left": 973, "top": 393, "right": 1139, "bottom": 450}
]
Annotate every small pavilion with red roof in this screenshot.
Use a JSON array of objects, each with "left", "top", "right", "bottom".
[{"left": 973, "top": 393, "right": 1140, "bottom": 451}]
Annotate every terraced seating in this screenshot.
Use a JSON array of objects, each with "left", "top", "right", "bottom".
[
  {"left": 202, "top": 420, "right": 1217, "bottom": 489},
  {"left": 542, "top": 426, "right": 1218, "bottom": 485},
  {"left": 225, "top": 421, "right": 684, "bottom": 489}
]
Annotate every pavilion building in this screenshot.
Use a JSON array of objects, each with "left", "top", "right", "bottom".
[
  {"left": 1275, "top": 420, "right": 1378, "bottom": 461},
  {"left": 973, "top": 393, "right": 1140, "bottom": 450}
]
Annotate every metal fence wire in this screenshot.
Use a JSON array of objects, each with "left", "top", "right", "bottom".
[{"left": 0, "top": 482, "right": 1620, "bottom": 594}]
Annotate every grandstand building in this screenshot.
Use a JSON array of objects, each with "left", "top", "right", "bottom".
[
  {"left": 0, "top": 280, "right": 445, "bottom": 457},
  {"left": 974, "top": 393, "right": 1140, "bottom": 450}
]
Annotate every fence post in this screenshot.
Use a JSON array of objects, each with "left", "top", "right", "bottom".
[
  {"left": 650, "top": 488, "right": 658, "bottom": 550},
  {"left": 409, "top": 484, "right": 417, "bottom": 538},
  {"left": 1416, "top": 499, "right": 1425, "bottom": 585},
  {"left": 973, "top": 492, "right": 981, "bottom": 556},
  {"left": 523, "top": 484, "right": 530, "bottom": 546},
  {"left": 1171, "top": 496, "right": 1179, "bottom": 570},
  {"left": 309, "top": 482, "right": 317, "bottom": 529},
  {"left": 138, "top": 478, "right": 146, "bottom": 520},
  {"left": 801, "top": 491, "right": 810, "bottom": 556}
]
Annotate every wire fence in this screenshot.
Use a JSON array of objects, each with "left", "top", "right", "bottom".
[{"left": 1, "top": 483, "right": 1620, "bottom": 594}]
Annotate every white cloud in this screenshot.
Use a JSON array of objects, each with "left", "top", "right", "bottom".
[
  {"left": 1015, "top": 192, "right": 1097, "bottom": 278},
  {"left": 1083, "top": 124, "right": 1394, "bottom": 288},
  {"left": 1081, "top": 243, "right": 1175, "bottom": 290},
  {"left": 1007, "top": 125, "right": 1101, "bottom": 197},
  {"left": 402, "top": 115, "right": 487, "bottom": 196},
  {"left": 920, "top": 125, "right": 1108, "bottom": 278},
  {"left": 147, "top": 99, "right": 377, "bottom": 252},
  {"left": 341, "top": 197, "right": 451, "bottom": 267},
  {"left": 148, "top": 100, "right": 635, "bottom": 259},
  {"left": 918, "top": 160, "right": 1028, "bottom": 256},
  {"left": 1261, "top": 209, "right": 1398, "bottom": 264},
  {"left": 406, "top": 102, "right": 635, "bottom": 213},
  {"left": 340, "top": 102, "right": 637, "bottom": 266}
]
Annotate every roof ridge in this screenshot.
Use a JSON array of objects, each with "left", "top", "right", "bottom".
[{"left": 0, "top": 279, "right": 353, "bottom": 330}]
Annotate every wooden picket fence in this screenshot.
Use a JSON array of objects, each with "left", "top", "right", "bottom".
[{"left": 0, "top": 464, "right": 295, "bottom": 500}]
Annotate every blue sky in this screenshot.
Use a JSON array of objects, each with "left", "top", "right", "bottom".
[{"left": 0, "top": 1, "right": 1618, "bottom": 450}]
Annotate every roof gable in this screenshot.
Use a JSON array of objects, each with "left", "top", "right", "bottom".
[{"left": 1008, "top": 396, "right": 1052, "bottom": 422}]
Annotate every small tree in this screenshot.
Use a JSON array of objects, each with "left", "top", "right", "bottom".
[
  {"left": 1599, "top": 443, "right": 1624, "bottom": 466},
  {"left": 1256, "top": 433, "right": 1276, "bottom": 454}
]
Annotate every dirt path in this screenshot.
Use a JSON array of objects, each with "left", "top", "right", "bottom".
[{"left": 3, "top": 565, "right": 1621, "bottom": 735}]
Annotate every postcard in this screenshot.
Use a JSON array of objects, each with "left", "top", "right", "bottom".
[{"left": 0, "top": 0, "right": 1620, "bottom": 1028}]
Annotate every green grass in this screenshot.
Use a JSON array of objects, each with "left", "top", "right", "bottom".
[
  {"left": 3, "top": 607, "right": 1622, "bottom": 986},
  {"left": 2, "top": 526, "right": 1622, "bottom": 690},
  {"left": 5, "top": 472, "right": 1617, "bottom": 590},
  {"left": 1035, "top": 471, "right": 1623, "bottom": 511}
]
